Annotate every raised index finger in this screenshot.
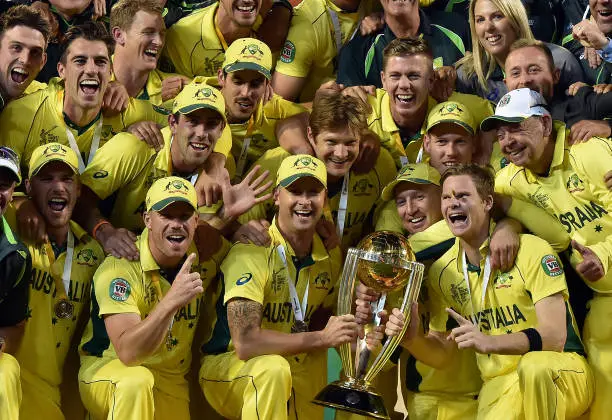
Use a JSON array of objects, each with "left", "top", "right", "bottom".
[
  {"left": 445, "top": 307, "right": 471, "bottom": 326},
  {"left": 179, "top": 253, "right": 196, "bottom": 274}
]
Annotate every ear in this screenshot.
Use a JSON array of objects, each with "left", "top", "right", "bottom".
[
  {"left": 40, "top": 52, "right": 48, "bottom": 71},
  {"left": 169, "top": 113, "right": 179, "bottom": 134},
  {"left": 307, "top": 126, "right": 317, "bottom": 151},
  {"left": 484, "top": 194, "right": 494, "bottom": 213},
  {"left": 75, "top": 178, "right": 82, "bottom": 198},
  {"left": 57, "top": 60, "right": 65, "bottom": 80},
  {"left": 143, "top": 211, "right": 153, "bottom": 229},
  {"left": 423, "top": 133, "right": 432, "bottom": 153},
  {"left": 541, "top": 115, "right": 553, "bottom": 137},
  {"left": 380, "top": 70, "right": 387, "bottom": 90},
  {"left": 217, "top": 68, "right": 225, "bottom": 87},
  {"left": 112, "top": 27, "right": 125, "bottom": 45},
  {"left": 552, "top": 68, "right": 560, "bottom": 85}
]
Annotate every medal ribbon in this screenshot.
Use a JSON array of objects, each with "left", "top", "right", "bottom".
[
  {"left": 276, "top": 244, "right": 309, "bottom": 325},
  {"left": 233, "top": 117, "right": 256, "bottom": 181},
  {"left": 336, "top": 173, "right": 350, "bottom": 240},
  {"left": 327, "top": 7, "right": 363, "bottom": 56},
  {"left": 45, "top": 230, "right": 74, "bottom": 301},
  {"left": 461, "top": 251, "right": 491, "bottom": 323},
  {"left": 65, "top": 117, "right": 103, "bottom": 173},
  {"left": 214, "top": 14, "right": 229, "bottom": 50}
]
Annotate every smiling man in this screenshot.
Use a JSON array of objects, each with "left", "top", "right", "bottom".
[
  {"left": 200, "top": 154, "right": 359, "bottom": 420},
  {"left": 0, "top": 21, "right": 168, "bottom": 176},
  {"left": 489, "top": 87, "right": 612, "bottom": 420},
  {"left": 0, "top": 5, "right": 50, "bottom": 112},
  {"left": 2, "top": 143, "right": 104, "bottom": 420},
  {"left": 386, "top": 164, "right": 592, "bottom": 420},
  {"left": 78, "top": 176, "right": 225, "bottom": 420}
]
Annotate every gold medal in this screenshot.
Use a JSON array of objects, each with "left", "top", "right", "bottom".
[
  {"left": 291, "top": 320, "right": 309, "bottom": 333},
  {"left": 54, "top": 299, "right": 74, "bottom": 319}
]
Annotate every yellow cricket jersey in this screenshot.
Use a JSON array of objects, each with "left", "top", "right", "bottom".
[
  {"left": 80, "top": 125, "right": 231, "bottom": 232},
  {"left": 0, "top": 78, "right": 169, "bottom": 173},
  {"left": 239, "top": 146, "right": 397, "bottom": 250},
  {"left": 3, "top": 208, "right": 104, "bottom": 396},
  {"left": 428, "top": 226, "right": 584, "bottom": 381},
  {"left": 275, "top": 0, "right": 375, "bottom": 102},
  {"left": 79, "top": 229, "right": 228, "bottom": 397},
  {"left": 25, "top": 80, "right": 47, "bottom": 95},
  {"left": 162, "top": 3, "right": 261, "bottom": 78},
  {"left": 495, "top": 122, "right": 612, "bottom": 293},
  {"left": 202, "top": 220, "right": 342, "bottom": 359},
  {"left": 367, "top": 89, "right": 493, "bottom": 168},
  {"left": 111, "top": 65, "right": 184, "bottom": 109}
]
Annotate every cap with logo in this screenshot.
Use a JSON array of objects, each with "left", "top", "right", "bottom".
[
  {"left": 222, "top": 38, "right": 272, "bottom": 80},
  {"left": 381, "top": 163, "right": 440, "bottom": 201},
  {"left": 426, "top": 101, "right": 476, "bottom": 135},
  {"left": 172, "top": 77, "right": 226, "bottom": 121},
  {"left": 0, "top": 146, "right": 21, "bottom": 184},
  {"left": 276, "top": 155, "right": 327, "bottom": 189},
  {"left": 146, "top": 176, "right": 198, "bottom": 212},
  {"left": 29, "top": 143, "right": 79, "bottom": 179},
  {"left": 480, "top": 88, "right": 550, "bottom": 132}
]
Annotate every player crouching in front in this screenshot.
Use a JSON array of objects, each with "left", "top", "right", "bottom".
[
  {"left": 386, "top": 164, "right": 593, "bottom": 419},
  {"left": 199, "top": 155, "right": 361, "bottom": 420},
  {"left": 78, "top": 177, "right": 211, "bottom": 420}
]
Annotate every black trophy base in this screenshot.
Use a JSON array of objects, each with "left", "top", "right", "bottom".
[{"left": 312, "top": 380, "right": 389, "bottom": 419}]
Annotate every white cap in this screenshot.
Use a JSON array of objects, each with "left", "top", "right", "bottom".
[
  {"left": 480, "top": 88, "right": 550, "bottom": 132},
  {"left": 0, "top": 147, "right": 21, "bottom": 184}
]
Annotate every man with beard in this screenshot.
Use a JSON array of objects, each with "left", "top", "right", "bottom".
[
  {"left": 2, "top": 143, "right": 104, "bottom": 420},
  {"left": 0, "top": 146, "right": 31, "bottom": 420},
  {"left": 199, "top": 155, "right": 361, "bottom": 420},
  {"left": 0, "top": 5, "right": 50, "bottom": 112},
  {"left": 78, "top": 176, "right": 215, "bottom": 420}
]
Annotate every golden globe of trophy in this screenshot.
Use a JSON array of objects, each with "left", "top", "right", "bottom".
[{"left": 312, "top": 231, "right": 424, "bottom": 419}]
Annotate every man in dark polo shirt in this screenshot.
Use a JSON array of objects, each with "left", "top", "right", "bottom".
[
  {"left": 0, "top": 146, "right": 31, "bottom": 419},
  {"left": 336, "top": 0, "right": 468, "bottom": 88}
]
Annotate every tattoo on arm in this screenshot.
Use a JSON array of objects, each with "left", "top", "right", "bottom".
[{"left": 227, "top": 298, "right": 263, "bottom": 339}]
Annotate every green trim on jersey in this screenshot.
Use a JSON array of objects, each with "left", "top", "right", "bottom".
[{"left": 431, "top": 24, "right": 466, "bottom": 54}]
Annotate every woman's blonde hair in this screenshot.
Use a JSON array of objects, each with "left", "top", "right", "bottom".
[{"left": 457, "top": 0, "right": 534, "bottom": 91}]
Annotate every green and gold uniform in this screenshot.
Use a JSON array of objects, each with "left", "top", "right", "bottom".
[
  {"left": 199, "top": 221, "right": 341, "bottom": 420},
  {"left": 80, "top": 126, "right": 231, "bottom": 232},
  {"left": 4, "top": 208, "right": 104, "bottom": 420},
  {"left": 366, "top": 90, "right": 493, "bottom": 167},
  {"left": 239, "top": 146, "right": 397, "bottom": 250},
  {"left": 78, "top": 229, "right": 228, "bottom": 420},
  {"left": 0, "top": 78, "right": 169, "bottom": 174},
  {"left": 275, "top": 0, "right": 375, "bottom": 102},
  {"left": 495, "top": 122, "right": 612, "bottom": 420},
  {"left": 429, "top": 226, "right": 592, "bottom": 420}
]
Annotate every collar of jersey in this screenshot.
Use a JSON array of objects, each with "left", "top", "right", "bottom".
[
  {"left": 269, "top": 217, "right": 329, "bottom": 263},
  {"left": 138, "top": 228, "right": 199, "bottom": 273},
  {"left": 51, "top": 79, "right": 102, "bottom": 135},
  {"left": 454, "top": 219, "right": 496, "bottom": 274},
  {"left": 384, "top": 8, "right": 431, "bottom": 40},
  {"left": 524, "top": 121, "right": 567, "bottom": 183}
]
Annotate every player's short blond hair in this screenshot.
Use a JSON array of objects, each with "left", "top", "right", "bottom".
[
  {"left": 309, "top": 93, "right": 370, "bottom": 140},
  {"left": 110, "top": 0, "right": 164, "bottom": 31},
  {"left": 382, "top": 37, "right": 433, "bottom": 71},
  {"left": 441, "top": 164, "right": 495, "bottom": 202}
]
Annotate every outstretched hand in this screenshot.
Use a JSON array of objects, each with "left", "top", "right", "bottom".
[{"left": 221, "top": 166, "right": 273, "bottom": 219}]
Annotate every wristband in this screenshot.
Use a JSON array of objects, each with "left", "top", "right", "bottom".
[
  {"left": 521, "top": 328, "right": 542, "bottom": 352},
  {"left": 92, "top": 220, "right": 110, "bottom": 240}
]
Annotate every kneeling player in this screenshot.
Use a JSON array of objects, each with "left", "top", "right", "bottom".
[
  {"left": 387, "top": 165, "right": 593, "bottom": 420},
  {"left": 199, "top": 155, "right": 360, "bottom": 420}
]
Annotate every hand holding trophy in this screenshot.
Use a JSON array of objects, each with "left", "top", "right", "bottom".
[{"left": 312, "top": 231, "right": 424, "bottom": 419}]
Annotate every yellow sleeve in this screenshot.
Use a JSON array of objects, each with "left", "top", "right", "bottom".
[
  {"left": 24, "top": 80, "right": 47, "bottom": 95},
  {"left": 267, "top": 94, "right": 308, "bottom": 118},
  {"left": 409, "top": 221, "right": 454, "bottom": 255},
  {"left": 214, "top": 124, "right": 232, "bottom": 157},
  {"left": 572, "top": 139, "right": 612, "bottom": 274},
  {"left": 80, "top": 133, "right": 155, "bottom": 200},
  {"left": 374, "top": 200, "right": 404, "bottom": 233},
  {"left": 222, "top": 244, "right": 268, "bottom": 304},
  {"left": 94, "top": 258, "right": 143, "bottom": 316},
  {"left": 0, "top": 91, "right": 46, "bottom": 165},
  {"left": 275, "top": 16, "right": 317, "bottom": 77},
  {"left": 506, "top": 198, "right": 571, "bottom": 252},
  {"left": 120, "top": 98, "right": 170, "bottom": 128},
  {"left": 518, "top": 235, "right": 568, "bottom": 303},
  {"left": 372, "top": 149, "right": 399, "bottom": 221},
  {"left": 426, "top": 261, "right": 452, "bottom": 333}
]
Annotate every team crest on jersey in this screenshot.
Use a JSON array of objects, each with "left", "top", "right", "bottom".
[
  {"left": 280, "top": 41, "right": 295, "bottom": 63},
  {"left": 314, "top": 272, "right": 330, "bottom": 290},
  {"left": 109, "top": 278, "right": 131, "bottom": 302},
  {"left": 40, "top": 126, "right": 59, "bottom": 144},
  {"left": 76, "top": 249, "right": 98, "bottom": 267},
  {"left": 450, "top": 282, "right": 469, "bottom": 305},
  {"left": 241, "top": 44, "right": 264, "bottom": 60},
  {"left": 527, "top": 187, "right": 550, "bottom": 210},
  {"left": 541, "top": 254, "right": 563, "bottom": 277},
  {"left": 494, "top": 272, "right": 513, "bottom": 289},
  {"left": 499, "top": 157, "right": 509, "bottom": 169},
  {"left": 352, "top": 178, "right": 374, "bottom": 196},
  {"left": 566, "top": 174, "right": 585, "bottom": 193}
]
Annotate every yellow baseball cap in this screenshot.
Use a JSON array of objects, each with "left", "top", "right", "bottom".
[
  {"left": 381, "top": 163, "right": 440, "bottom": 201},
  {"left": 426, "top": 101, "right": 476, "bottom": 135},
  {"left": 276, "top": 155, "right": 327, "bottom": 189},
  {"left": 172, "top": 77, "right": 226, "bottom": 121},
  {"left": 28, "top": 143, "right": 79, "bottom": 179},
  {"left": 145, "top": 176, "right": 198, "bottom": 212},
  {"left": 222, "top": 38, "right": 272, "bottom": 80}
]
